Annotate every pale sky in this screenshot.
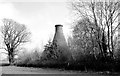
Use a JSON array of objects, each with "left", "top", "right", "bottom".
[{"left": 0, "top": 0, "right": 73, "bottom": 54}]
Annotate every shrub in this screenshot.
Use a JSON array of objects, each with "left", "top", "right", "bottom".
[
  {"left": 40, "top": 40, "right": 70, "bottom": 67},
  {"left": 14, "top": 47, "right": 42, "bottom": 66}
]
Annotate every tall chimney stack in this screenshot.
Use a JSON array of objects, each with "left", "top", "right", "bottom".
[{"left": 52, "top": 24, "right": 72, "bottom": 62}]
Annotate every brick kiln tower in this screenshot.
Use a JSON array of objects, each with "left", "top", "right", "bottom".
[{"left": 52, "top": 24, "right": 72, "bottom": 62}]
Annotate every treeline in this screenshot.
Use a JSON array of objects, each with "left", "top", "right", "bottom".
[{"left": 67, "top": 0, "right": 120, "bottom": 71}]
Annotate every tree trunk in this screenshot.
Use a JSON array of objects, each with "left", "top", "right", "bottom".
[
  {"left": 107, "top": 25, "right": 111, "bottom": 54},
  {"left": 102, "top": 32, "right": 107, "bottom": 57},
  {"left": 110, "top": 13, "right": 114, "bottom": 58},
  {"left": 8, "top": 55, "right": 12, "bottom": 64},
  {"left": 8, "top": 49, "right": 14, "bottom": 65}
]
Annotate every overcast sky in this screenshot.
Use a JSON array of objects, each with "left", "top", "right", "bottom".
[{"left": 0, "top": 0, "right": 74, "bottom": 54}]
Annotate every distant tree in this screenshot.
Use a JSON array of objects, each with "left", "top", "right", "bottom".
[{"left": 0, "top": 18, "right": 31, "bottom": 64}]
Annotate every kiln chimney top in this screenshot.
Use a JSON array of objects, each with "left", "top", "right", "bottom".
[{"left": 55, "top": 24, "right": 63, "bottom": 27}]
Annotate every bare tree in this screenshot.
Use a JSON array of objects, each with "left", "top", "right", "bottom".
[
  {"left": 0, "top": 18, "right": 31, "bottom": 64},
  {"left": 71, "top": 0, "right": 120, "bottom": 58}
]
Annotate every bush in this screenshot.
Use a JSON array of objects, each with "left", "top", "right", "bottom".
[
  {"left": 14, "top": 47, "right": 42, "bottom": 67},
  {"left": 41, "top": 41, "right": 63, "bottom": 62}
]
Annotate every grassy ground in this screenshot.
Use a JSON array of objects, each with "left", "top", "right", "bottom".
[
  {"left": 0, "top": 61, "right": 119, "bottom": 75},
  {"left": 1, "top": 65, "right": 119, "bottom": 75}
]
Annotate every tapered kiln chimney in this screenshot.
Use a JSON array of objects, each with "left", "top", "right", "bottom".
[
  {"left": 53, "top": 25, "right": 67, "bottom": 46},
  {"left": 52, "top": 24, "right": 72, "bottom": 61}
]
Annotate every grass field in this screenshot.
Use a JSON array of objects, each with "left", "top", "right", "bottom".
[{"left": 0, "top": 61, "right": 120, "bottom": 76}]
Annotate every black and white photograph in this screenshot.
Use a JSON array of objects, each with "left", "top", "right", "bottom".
[{"left": 0, "top": 0, "right": 120, "bottom": 76}]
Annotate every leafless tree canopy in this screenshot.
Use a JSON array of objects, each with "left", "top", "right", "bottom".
[
  {"left": 71, "top": 0, "right": 120, "bottom": 58},
  {"left": 0, "top": 18, "right": 31, "bottom": 64}
]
